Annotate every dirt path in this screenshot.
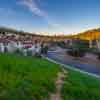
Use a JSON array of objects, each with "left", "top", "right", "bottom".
[{"left": 50, "top": 68, "right": 68, "bottom": 100}]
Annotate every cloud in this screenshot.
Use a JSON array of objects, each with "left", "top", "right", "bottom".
[
  {"left": 17, "top": 0, "right": 60, "bottom": 26},
  {"left": 18, "top": 0, "right": 47, "bottom": 17},
  {"left": 17, "top": 0, "right": 64, "bottom": 33}
]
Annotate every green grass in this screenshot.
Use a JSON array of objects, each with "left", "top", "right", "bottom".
[
  {"left": 1, "top": 53, "right": 100, "bottom": 100},
  {"left": 0, "top": 53, "right": 60, "bottom": 100},
  {"left": 62, "top": 69, "right": 100, "bottom": 100}
]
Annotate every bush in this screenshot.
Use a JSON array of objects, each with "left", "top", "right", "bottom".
[
  {"left": 67, "top": 48, "right": 85, "bottom": 57},
  {"left": 14, "top": 49, "right": 23, "bottom": 55},
  {"left": 41, "top": 46, "right": 48, "bottom": 55},
  {"left": 57, "top": 41, "right": 66, "bottom": 48},
  {"left": 27, "top": 50, "right": 32, "bottom": 56},
  {"left": 97, "top": 52, "right": 100, "bottom": 59},
  {"left": 67, "top": 40, "right": 88, "bottom": 57}
]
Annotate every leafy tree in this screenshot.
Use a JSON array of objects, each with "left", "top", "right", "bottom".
[{"left": 67, "top": 39, "right": 88, "bottom": 57}]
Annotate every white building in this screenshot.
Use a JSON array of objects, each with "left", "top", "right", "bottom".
[{"left": 0, "top": 33, "right": 42, "bottom": 56}]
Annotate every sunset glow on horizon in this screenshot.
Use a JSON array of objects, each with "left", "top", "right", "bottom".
[{"left": 0, "top": 0, "right": 100, "bottom": 35}]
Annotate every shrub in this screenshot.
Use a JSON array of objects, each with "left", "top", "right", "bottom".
[
  {"left": 97, "top": 52, "right": 100, "bottom": 59},
  {"left": 67, "top": 48, "right": 86, "bottom": 57},
  {"left": 67, "top": 40, "right": 88, "bottom": 57}
]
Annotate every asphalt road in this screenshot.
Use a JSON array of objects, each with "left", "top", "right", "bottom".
[{"left": 47, "top": 49, "right": 100, "bottom": 76}]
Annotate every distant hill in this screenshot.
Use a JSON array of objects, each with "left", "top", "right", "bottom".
[
  {"left": 0, "top": 27, "right": 53, "bottom": 38},
  {"left": 0, "top": 27, "right": 100, "bottom": 41},
  {"left": 72, "top": 28, "right": 100, "bottom": 40},
  {"left": 0, "top": 27, "right": 38, "bottom": 36}
]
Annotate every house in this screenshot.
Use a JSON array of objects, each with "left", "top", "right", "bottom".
[{"left": 0, "top": 32, "right": 42, "bottom": 56}]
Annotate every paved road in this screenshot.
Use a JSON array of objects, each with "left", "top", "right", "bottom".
[{"left": 47, "top": 50, "right": 100, "bottom": 76}]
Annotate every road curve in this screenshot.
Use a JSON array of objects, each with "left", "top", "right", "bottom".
[{"left": 47, "top": 50, "right": 100, "bottom": 76}]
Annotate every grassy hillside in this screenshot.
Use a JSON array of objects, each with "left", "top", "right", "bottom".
[
  {"left": 0, "top": 53, "right": 60, "bottom": 100},
  {"left": 62, "top": 69, "right": 100, "bottom": 100}
]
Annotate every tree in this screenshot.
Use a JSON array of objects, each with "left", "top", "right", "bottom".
[{"left": 67, "top": 39, "right": 88, "bottom": 57}]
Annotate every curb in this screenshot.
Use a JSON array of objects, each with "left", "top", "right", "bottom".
[{"left": 45, "top": 57, "right": 100, "bottom": 79}]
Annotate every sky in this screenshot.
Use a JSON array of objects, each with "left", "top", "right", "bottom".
[{"left": 0, "top": 0, "right": 100, "bottom": 35}]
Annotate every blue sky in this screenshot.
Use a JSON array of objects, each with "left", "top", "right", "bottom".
[{"left": 0, "top": 0, "right": 100, "bottom": 35}]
